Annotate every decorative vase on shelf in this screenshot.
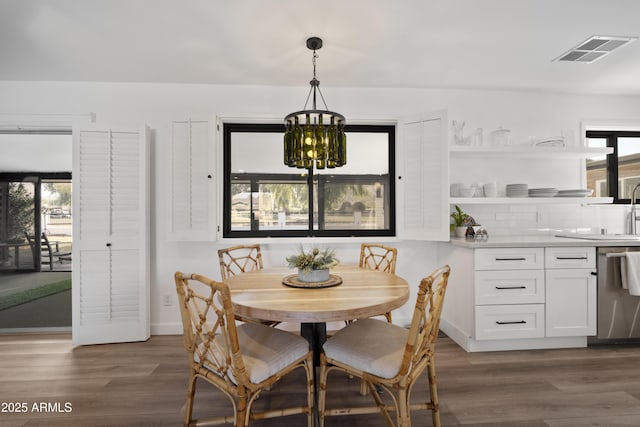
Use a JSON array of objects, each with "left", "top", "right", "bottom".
[{"left": 298, "top": 268, "right": 330, "bottom": 283}]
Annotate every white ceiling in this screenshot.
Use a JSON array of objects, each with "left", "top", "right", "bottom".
[{"left": 2, "top": 0, "right": 640, "bottom": 95}]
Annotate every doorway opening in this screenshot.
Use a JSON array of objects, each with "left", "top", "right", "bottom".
[{"left": 0, "top": 132, "right": 72, "bottom": 330}]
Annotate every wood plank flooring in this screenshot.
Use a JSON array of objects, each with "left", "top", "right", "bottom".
[{"left": 1, "top": 333, "right": 640, "bottom": 426}]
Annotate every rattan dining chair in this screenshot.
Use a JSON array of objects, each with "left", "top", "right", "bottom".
[
  {"left": 218, "top": 244, "right": 264, "bottom": 280},
  {"left": 218, "top": 244, "right": 279, "bottom": 327},
  {"left": 174, "top": 272, "right": 314, "bottom": 427},
  {"left": 319, "top": 265, "right": 451, "bottom": 427},
  {"left": 357, "top": 243, "right": 398, "bottom": 323}
]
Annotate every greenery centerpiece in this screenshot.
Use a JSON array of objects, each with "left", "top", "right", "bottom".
[{"left": 286, "top": 246, "right": 339, "bottom": 283}]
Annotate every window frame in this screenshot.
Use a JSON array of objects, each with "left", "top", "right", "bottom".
[
  {"left": 586, "top": 130, "right": 640, "bottom": 203},
  {"left": 222, "top": 123, "right": 396, "bottom": 238}
]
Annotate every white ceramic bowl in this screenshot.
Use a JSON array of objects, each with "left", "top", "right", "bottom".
[{"left": 458, "top": 187, "right": 475, "bottom": 198}]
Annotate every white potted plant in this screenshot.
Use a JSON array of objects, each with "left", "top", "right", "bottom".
[
  {"left": 286, "top": 246, "right": 339, "bottom": 282},
  {"left": 450, "top": 205, "right": 471, "bottom": 238}
]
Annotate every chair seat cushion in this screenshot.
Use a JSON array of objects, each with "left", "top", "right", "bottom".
[
  {"left": 323, "top": 318, "right": 408, "bottom": 379},
  {"left": 201, "top": 323, "right": 309, "bottom": 385}
]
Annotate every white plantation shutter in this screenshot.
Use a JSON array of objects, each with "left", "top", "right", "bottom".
[
  {"left": 168, "top": 119, "right": 216, "bottom": 241},
  {"left": 72, "top": 126, "right": 150, "bottom": 345},
  {"left": 397, "top": 111, "right": 449, "bottom": 241}
]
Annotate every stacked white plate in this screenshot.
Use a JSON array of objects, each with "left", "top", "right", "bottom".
[
  {"left": 557, "top": 189, "right": 594, "bottom": 197},
  {"left": 528, "top": 187, "right": 559, "bottom": 197},
  {"left": 506, "top": 184, "right": 528, "bottom": 197}
]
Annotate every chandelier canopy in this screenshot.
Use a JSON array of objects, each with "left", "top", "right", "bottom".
[{"left": 284, "top": 37, "right": 346, "bottom": 170}]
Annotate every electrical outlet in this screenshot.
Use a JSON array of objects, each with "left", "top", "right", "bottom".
[{"left": 162, "top": 294, "right": 173, "bottom": 307}]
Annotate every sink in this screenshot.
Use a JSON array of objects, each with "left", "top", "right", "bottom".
[{"left": 555, "top": 233, "right": 640, "bottom": 241}]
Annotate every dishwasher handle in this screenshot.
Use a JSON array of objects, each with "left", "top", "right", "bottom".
[{"left": 606, "top": 253, "right": 627, "bottom": 258}]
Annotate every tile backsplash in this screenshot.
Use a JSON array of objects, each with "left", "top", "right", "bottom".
[{"left": 457, "top": 203, "right": 630, "bottom": 236}]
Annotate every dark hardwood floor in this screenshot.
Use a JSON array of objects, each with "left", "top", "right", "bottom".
[{"left": 1, "top": 333, "right": 640, "bottom": 426}]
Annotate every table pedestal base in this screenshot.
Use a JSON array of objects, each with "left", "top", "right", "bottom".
[{"left": 300, "top": 322, "right": 326, "bottom": 366}]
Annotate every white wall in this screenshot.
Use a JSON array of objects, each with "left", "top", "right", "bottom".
[{"left": 1, "top": 81, "right": 640, "bottom": 332}]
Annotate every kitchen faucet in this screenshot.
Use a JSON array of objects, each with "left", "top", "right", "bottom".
[{"left": 631, "top": 183, "right": 640, "bottom": 234}]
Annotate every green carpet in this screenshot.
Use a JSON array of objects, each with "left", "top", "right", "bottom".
[{"left": 0, "top": 279, "right": 72, "bottom": 311}]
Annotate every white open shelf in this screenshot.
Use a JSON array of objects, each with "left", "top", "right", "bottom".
[
  {"left": 449, "top": 145, "right": 612, "bottom": 158},
  {"left": 449, "top": 197, "right": 613, "bottom": 205}
]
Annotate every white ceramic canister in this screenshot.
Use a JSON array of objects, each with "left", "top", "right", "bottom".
[
  {"left": 484, "top": 182, "right": 498, "bottom": 197},
  {"left": 490, "top": 127, "right": 510, "bottom": 145}
]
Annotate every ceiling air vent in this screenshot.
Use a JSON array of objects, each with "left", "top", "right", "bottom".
[{"left": 554, "top": 35, "right": 637, "bottom": 63}]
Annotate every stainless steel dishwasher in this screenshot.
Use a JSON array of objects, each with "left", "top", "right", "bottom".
[{"left": 589, "top": 246, "right": 640, "bottom": 344}]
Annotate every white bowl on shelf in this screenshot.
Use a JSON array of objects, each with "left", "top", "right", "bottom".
[{"left": 458, "top": 187, "right": 475, "bottom": 198}]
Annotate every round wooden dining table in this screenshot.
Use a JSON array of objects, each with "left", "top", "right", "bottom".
[{"left": 224, "top": 264, "right": 410, "bottom": 364}]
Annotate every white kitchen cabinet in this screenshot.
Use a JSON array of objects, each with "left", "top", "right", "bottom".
[
  {"left": 475, "top": 247, "right": 544, "bottom": 270},
  {"left": 476, "top": 304, "right": 545, "bottom": 340},
  {"left": 545, "top": 247, "right": 597, "bottom": 337},
  {"left": 397, "top": 111, "right": 449, "bottom": 241},
  {"left": 439, "top": 243, "right": 596, "bottom": 352},
  {"left": 473, "top": 248, "right": 545, "bottom": 341},
  {"left": 72, "top": 125, "right": 150, "bottom": 346},
  {"left": 474, "top": 270, "right": 545, "bottom": 305},
  {"left": 168, "top": 119, "right": 216, "bottom": 241}
]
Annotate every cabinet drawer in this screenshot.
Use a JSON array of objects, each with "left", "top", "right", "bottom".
[
  {"left": 475, "top": 304, "right": 545, "bottom": 340},
  {"left": 545, "top": 247, "right": 595, "bottom": 269},
  {"left": 475, "top": 248, "right": 544, "bottom": 270},
  {"left": 475, "top": 270, "right": 545, "bottom": 305}
]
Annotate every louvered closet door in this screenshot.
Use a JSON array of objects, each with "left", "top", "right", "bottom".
[{"left": 72, "top": 125, "right": 150, "bottom": 345}]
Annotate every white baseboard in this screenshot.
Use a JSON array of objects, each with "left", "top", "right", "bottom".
[
  {"left": 439, "top": 318, "right": 587, "bottom": 352},
  {"left": 151, "top": 322, "right": 183, "bottom": 335},
  {"left": 439, "top": 318, "right": 472, "bottom": 350}
]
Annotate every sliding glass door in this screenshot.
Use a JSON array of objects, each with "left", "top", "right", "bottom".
[{"left": 0, "top": 176, "right": 39, "bottom": 272}]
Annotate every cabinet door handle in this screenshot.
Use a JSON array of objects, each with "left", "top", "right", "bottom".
[
  {"left": 495, "top": 257, "right": 526, "bottom": 261},
  {"left": 495, "top": 286, "right": 527, "bottom": 290},
  {"left": 496, "top": 320, "right": 527, "bottom": 325},
  {"left": 106, "top": 243, "right": 112, "bottom": 247},
  {"left": 556, "top": 256, "right": 588, "bottom": 260}
]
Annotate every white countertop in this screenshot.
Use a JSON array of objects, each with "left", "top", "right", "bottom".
[{"left": 449, "top": 234, "right": 640, "bottom": 248}]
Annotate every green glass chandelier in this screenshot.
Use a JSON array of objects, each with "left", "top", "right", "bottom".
[{"left": 284, "top": 37, "right": 346, "bottom": 170}]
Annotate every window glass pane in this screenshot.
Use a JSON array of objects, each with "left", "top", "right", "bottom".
[
  {"left": 618, "top": 137, "right": 640, "bottom": 199},
  {"left": 315, "top": 133, "right": 390, "bottom": 231},
  {"left": 232, "top": 133, "right": 291, "bottom": 174},
  {"left": 586, "top": 137, "right": 607, "bottom": 197},
  {"left": 258, "top": 182, "right": 309, "bottom": 231},
  {"left": 224, "top": 124, "right": 394, "bottom": 237},
  {"left": 230, "top": 181, "right": 251, "bottom": 231},
  {"left": 320, "top": 177, "right": 389, "bottom": 230},
  {"left": 0, "top": 181, "right": 36, "bottom": 271}
]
